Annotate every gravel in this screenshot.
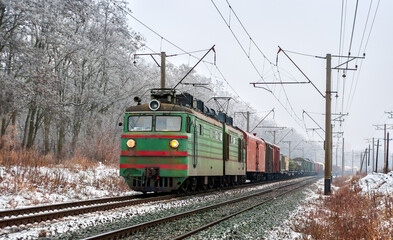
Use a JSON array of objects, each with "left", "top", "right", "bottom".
[
  {"left": 186, "top": 180, "right": 320, "bottom": 240},
  {"left": 54, "top": 177, "right": 316, "bottom": 239}
]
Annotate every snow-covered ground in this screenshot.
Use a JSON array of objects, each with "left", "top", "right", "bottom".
[
  {"left": 1, "top": 166, "right": 393, "bottom": 239},
  {"left": 0, "top": 163, "right": 135, "bottom": 209},
  {"left": 266, "top": 172, "right": 393, "bottom": 239},
  {"left": 358, "top": 171, "right": 393, "bottom": 195},
  {"left": 0, "top": 172, "right": 308, "bottom": 239}
]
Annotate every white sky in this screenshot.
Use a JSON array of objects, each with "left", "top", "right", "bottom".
[{"left": 127, "top": 0, "right": 393, "bottom": 154}]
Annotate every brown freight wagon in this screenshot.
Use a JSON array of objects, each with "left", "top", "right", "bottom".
[
  {"left": 272, "top": 144, "right": 281, "bottom": 174},
  {"left": 243, "top": 132, "right": 266, "bottom": 182}
]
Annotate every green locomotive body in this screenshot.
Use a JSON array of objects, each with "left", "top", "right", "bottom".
[{"left": 120, "top": 99, "right": 245, "bottom": 193}]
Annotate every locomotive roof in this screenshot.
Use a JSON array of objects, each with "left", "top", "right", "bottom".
[{"left": 126, "top": 103, "right": 193, "bottom": 113}]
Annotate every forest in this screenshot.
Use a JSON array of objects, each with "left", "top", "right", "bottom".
[{"left": 0, "top": 0, "right": 319, "bottom": 164}]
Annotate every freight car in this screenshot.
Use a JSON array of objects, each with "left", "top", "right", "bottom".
[{"left": 120, "top": 90, "right": 319, "bottom": 193}]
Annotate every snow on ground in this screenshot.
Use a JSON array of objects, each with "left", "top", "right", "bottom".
[
  {"left": 358, "top": 171, "right": 393, "bottom": 195},
  {"left": 0, "top": 163, "right": 136, "bottom": 209},
  {"left": 266, "top": 172, "right": 393, "bottom": 239},
  {"left": 265, "top": 179, "right": 324, "bottom": 240},
  {"left": 0, "top": 177, "right": 308, "bottom": 239}
]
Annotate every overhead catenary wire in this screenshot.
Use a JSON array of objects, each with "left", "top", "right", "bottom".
[
  {"left": 345, "top": 0, "right": 374, "bottom": 113},
  {"left": 211, "top": 0, "right": 307, "bottom": 132},
  {"left": 345, "top": 0, "right": 380, "bottom": 114}
]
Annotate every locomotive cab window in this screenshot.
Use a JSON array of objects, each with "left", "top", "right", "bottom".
[
  {"left": 128, "top": 116, "right": 152, "bottom": 131},
  {"left": 199, "top": 124, "right": 204, "bottom": 136},
  {"left": 155, "top": 116, "right": 182, "bottom": 131}
]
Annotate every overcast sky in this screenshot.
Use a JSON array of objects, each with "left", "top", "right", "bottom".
[{"left": 127, "top": 0, "right": 393, "bottom": 154}]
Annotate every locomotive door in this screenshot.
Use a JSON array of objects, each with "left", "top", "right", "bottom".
[
  {"left": 256, "top": 144, "right": 259, "bottom": 171},
  {"left": 193, "top": 121, "right": 198, "bottom": 168}
]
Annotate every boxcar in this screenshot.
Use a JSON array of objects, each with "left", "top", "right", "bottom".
[
  {"left": 243, "top": 132, "right": 266, "bottom": 182},
  {"left": 280, "top": 154, "right": 290, "bottom": 172},
  {"left": 272, "top": 144, "right": 281, "bottom": 175}
]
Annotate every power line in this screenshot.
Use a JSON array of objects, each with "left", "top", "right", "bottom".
[
  {"left": 345, "top": 0, "right": 373, "bottom": 113},
  {"left": 210, "top": 0, "right": 307, "bottom": 132},
  {"left": 110, "top": 0, "right": 254, "bottom": 111},
  {"left": 345, "top": 0, "right": 381, "bottom": 113},
  {"left": 348, "top": 0, "right": 360, "bottom": 56}
]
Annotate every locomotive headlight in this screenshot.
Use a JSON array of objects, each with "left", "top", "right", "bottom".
[
  {"left": 126, "top": 139, "right": 136, "bottom": 148},
  {"left": 149, "top": 99, "right": 160, "bottom": 111},
  {"left": 170, "top": 139, "right": 179, "bottom": 149}
]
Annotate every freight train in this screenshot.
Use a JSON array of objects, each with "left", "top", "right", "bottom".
[{"left": 119, "top": 89, "right": 323, "bottom": 193}]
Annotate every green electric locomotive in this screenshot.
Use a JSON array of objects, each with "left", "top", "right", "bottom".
[{"left": 120, "top": 89, "right": 245, "bottom": 193}]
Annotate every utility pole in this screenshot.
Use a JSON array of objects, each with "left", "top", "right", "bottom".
[
  {"left": 260, "top": 126, "right": 285, "bottom": 144},
  {"left": 360, "top": 152, "right": 363, "bottom": 172},
  {"left": 342, "top": 138, "right": 345, "bottom": 176},
  {"left": 387, "top": 132, "right": 390, "bottom": 173},
  {"left": 246, "top": 111, "right": 250, "bottom": 132},
  {"left": 251, "top": 50, "right": 363, "bottom": 195},
  {"left": 160, "top": 52, "right": 166, "bottom": 88},
  {"left": 235, "top": 111, "right": 252, "bottom": 132},
  {"left": 352, "top": 150, "right": 354, "bottom": 175},
  {"left": 372, "top": 138, "right": 375, "bottom": 172},
  {"left": 365, "top": 148, "right": 368, "bottom": 174},
  {"left": 376, "top": 139, "right": 380, "bottom": 172},
  {"left": 324, "top": 53, "right": 332, "bottom": 194},
  {"left": 368, "top": 144, "right": 371, "bottom": 173},
  {"left": 384, "top": 124, "right": 387, "bottom": 173},
  {"left": 334, "top": 145, "right": 338, "bottom": 177}
]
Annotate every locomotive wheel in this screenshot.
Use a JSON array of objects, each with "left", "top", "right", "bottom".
[
  {"left": 207, "top": 177, "right": 215, "bottom": 189},
  {"left": 201, "top": 184, "right": 208, "bottom": 191},
  {"left": 218, "top": 177, "right": 225, "bottom": 188},
  {"left": 190, "top": 177, "right": 198, "bottom": 192},
  {"left": 224, "top": 176, "right": 229, "bottom": 187},
  {"left": 179, "top": 179, "right": 190, "bottom": 193}
]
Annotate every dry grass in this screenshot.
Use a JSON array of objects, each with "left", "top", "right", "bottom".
[
  {"left": 292, "top": 175, "right": 393, "bottom": 239},
  {"left": 0, "top": 133, "right": 130, "bottom": 208}
]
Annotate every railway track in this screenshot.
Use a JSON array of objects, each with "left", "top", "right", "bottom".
[
  {"left": 0, "top": 193, "right": 174, "bottom": 228},
  {"left": 0, "top": 175, "right": 313, "bottom": 229},
  {"left": 82, "top": 176, "right": 319, "bottom": 240}
]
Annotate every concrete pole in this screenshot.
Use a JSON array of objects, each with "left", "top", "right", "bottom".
[
  {"left": 160, "top": 52, "right": 166, "bottom": 88},
  {"left": 376, "top": 139, "right": 380, "bottom": 172},
  {"left": 246, "top": 111, "right": 250, "bottom": 132},
  {"left": 335, "top": 147, "right": 338, "bottom": 177},
  {"left": 372, "top": 138, "right": 375, "bottom": 172},
  {"left": 352, "top": 150, "right": 354, "bottom": 175},
  {"left": 273, "top": 131, "right": 276, "bottom": 145},
  {"left": 342, "top": 138, "right": 345, "bottom": 176},
  {"left": 384, "top": 124, "right": 387, "bottom": 173},
  {"left": 387, "top": 132, "right": 390, "bottom": 172},
  {"left": 324, "top": 54, "right": 332, "bottom": 195}
]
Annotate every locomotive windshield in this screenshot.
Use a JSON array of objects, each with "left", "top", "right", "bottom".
[
  {"left": 155, "top": 116, "right": 182, "bottom": 131},
  {"left": 128, "top": 116, "right": 152, "bottom": 131}
]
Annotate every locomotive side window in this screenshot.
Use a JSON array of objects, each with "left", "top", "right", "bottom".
[
  {"left": 128, "top": 116, "right": 152, "bottom": 131},
  {"left": 238, "top": 138, "right": 242, "bottom": 162},
  {"left": 156, "top": 116, "right": 182, "bottom": 131},
  {"left": 210, "top": 128, "right": 213, "bottom": 138},
  {"left": 186, "top": 116, "right": 191, "bottom": 133},
  {"left": 199, "top": 124, "right": 204, "bottom": 136}
]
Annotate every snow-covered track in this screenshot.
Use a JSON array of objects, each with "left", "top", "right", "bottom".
[
  {"left": 83, "top": 177, "right": 320, "bottom": 240},
  {"left": 0, "top": 194, "right": 146, "bottom": 219},
  {"left": 0, "top": 193, "right": 175, "bottom": 228}
]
